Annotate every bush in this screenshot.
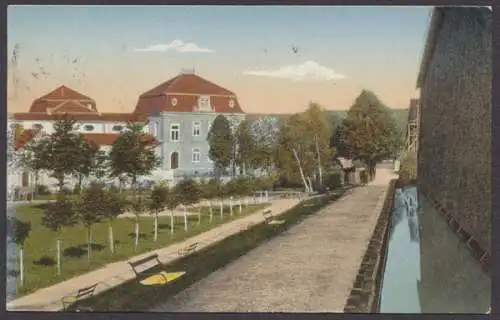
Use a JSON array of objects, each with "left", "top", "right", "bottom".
[
  {"left": 359, "top": 170, "right": 369, "bottom": 184},
  {"left": 60, "top": 187, "right": 72, "bottom": 195},
  {"left": 324, "top": 171, "right": 343, "bottom": 189},
  {"left": 35, "top": 184, "right": 51, "bottom": 196},
  {"left": 398, "top": 151, "right": 417, "bottom": 181}
]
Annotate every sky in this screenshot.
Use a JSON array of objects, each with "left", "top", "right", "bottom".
[{"left": 7, "top": 5, "right": 431, "bottom": 114}]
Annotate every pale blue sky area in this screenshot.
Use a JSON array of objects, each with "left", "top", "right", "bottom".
[{"left": 7, "top": 5, "right": 432, "bottom": 113}]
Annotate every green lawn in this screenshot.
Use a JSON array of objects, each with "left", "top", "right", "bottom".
[
  {"left": 11, "top": 203, "right": 268, "bottom": 297},
  {"left": 74, "top": 189, "right": 350, "bottom": 311}
]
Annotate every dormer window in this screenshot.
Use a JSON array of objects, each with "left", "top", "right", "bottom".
[
  {"left": 229, "top": 99, "right": 235, "bottom": 108},
  {"left": 197, "top": 95, "right": 211, "bottom": 112},
  {"left": 171, "top": 97, "right": 178, "bottom": 106}
]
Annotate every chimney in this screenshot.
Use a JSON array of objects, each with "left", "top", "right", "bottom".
[{"left": 180, "top": 68, "right": 196, "bottom": 75}]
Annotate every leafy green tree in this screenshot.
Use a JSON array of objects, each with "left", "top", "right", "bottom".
[
  {"left": 207, "top": 115, "right": 234, "bottom": 180},
  {"left": 336, "top": 90, "right": 400, "bottom": 177},
  {"left": 8, "top": 217, "right": 31, "bottom": 286},
  {"left": 174, "top": 179, "right": 201, "bottom": 230},
  {"left": 75, "top": 183, "right": 105, "bottom": 261},
  {"left": 41, "top": 194, "right": 78, "bottom": 275},
  {"left": 19, "top": 137, "right": 51, "bottom": 197},
  {"left": 109, "top": 122, "right": 159, "bottom": 191},
  {"left": 44, "top": 117, "right": 88, "bottom": 191},
  {"left": 149, "top": 185, "right": 169, "bottom": 242},
  {"left": 91, "top": 150, "right": 110, "bottom": 183},
  {"left": 251, "top": 116, "right": 279, "bottom": 174},
  {"left": 101, "top": 189, "right": 127, "bottom": 253},
  {"left": 201, "top": 179, "right": 220, "bottom": 221},
  {"left": 165, "top": 186, "right": 181, "bottom": 236},
  {"left": 73, "top": 139, "right": 101, "bottom": 192},
  {"left": 276, "top": 114, "right": 315, "bottom": 192},
  {"left": 235, "top": 118, "right": 255, "bottom": 176}
]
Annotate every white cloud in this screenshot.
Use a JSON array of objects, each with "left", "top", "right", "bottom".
[
  {"left": 243, "top": 61, "right": 345, "bottom": 81},
  {"left": 134, "top": 39, "right": 214, "bottom": 53}
]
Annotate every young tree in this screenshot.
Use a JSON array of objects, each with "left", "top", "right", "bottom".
[
  {"left": 174, "top": 179, "right": 201, "bottom": 231},
  {"left": 149, "top": 185, "right": 169, "bottom": 242},
  {"left": 165, "top": 187, "right": 181, "bottom": 237},
  {"left": 202, "top": 179, "right": 220, "bottom": 221},
  {"left": 41, "top": 194, "right": 78, "bottom": 275},
  {"left": 109, "top": 122, "right": 159, "bottom": 192},
  {"left": 8, "top": 217, "right": 31, "bottom": 286},
  {"left": 129, "top": 193, "right": 148, "bottom": 251},
  {"left": 75, "top": 183, "right": 105, "bottom": 260},
  {"left": 336, "top": 90, "right": 400, "bottom": 177},
  {"left": 276, "top": 114, "right": 315, "bottom": 192},
  {"left": 302, "top": 102, "right": 334, "bottom": 187},
  {"left": 101, "top": 189, "right": 127, "bottom": 253},
  {"left": 207, "top": 115, "right": 234, "bottom": 180}
]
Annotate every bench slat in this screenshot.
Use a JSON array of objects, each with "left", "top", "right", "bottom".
[{"left": 129, "top": 254, "right": 160, "bottom": 268}]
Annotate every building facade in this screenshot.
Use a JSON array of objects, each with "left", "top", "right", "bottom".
[
  {"left": 135, "top": 70, "right": 246, "bottom": 178},
  {"left": 417, "top": 7, "right": 491, "bottom": 251},
  {"left": 10, "top": 85, "right": 157, "bottom": 191}
]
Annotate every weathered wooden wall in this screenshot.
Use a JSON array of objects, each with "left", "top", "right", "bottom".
[{"left": 418, "top": 7, "right": 491, "bottom": 251}]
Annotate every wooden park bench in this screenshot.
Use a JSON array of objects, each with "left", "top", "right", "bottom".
[
  {"left": 177, "top": 242, "right": 200, "bottom": 257},
  {"left": 263, "top": 210, "right": 285, "bottom": 225},
  {"left": 128, "top": 253, "right": 185, "bottom": 286},
  {"left": 61, "top": 283, "right": 98, "bottom": 311}
]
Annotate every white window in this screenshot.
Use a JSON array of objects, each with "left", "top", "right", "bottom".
[
  {"left": 150, "top": 121, "right": 159, "bottom": 137},
  {"left": 83, "top": 125, "right": 94, "bottom": 132},
  {"left": 112, "top": 125, "right": 123, "bottom": 132},
  {"left": 198, "top": 95, "right": 211, "bottom": 111},
  {"left": 170, "top": 124, "right": 180, "bottom": 142},
  {"left": 192, "top": 121, "right": 201, "bottom": 137},
  {"left": 192, "top": 148, "right": 201, "bottom": 163}
]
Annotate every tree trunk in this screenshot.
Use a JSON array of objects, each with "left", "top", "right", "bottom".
[
  {"left": 198, "top": 206, "right": 201, "bottom": 224},
  {"left": 170, "top": 210, "right": 174, "bottom": 236},
  {"left": 292, "top": 148, "right": 310, "bottom": 193},
  {"left": 78, "top": 174, "right": 84, "bottom": 193},
  {"left": 229, "top": 197, "right": 233, "bottom": 216},
  {"left": 239, "top": 200, "right": 242, "bottom": 213},
  {"left": 307, "top": 176, "right": 314, "bottom": 192},
  {"left": 86, "top": 227, "right": 92, "bottom": 261},
  {"left": 183, "top": 205, "right": 188, "bottom": 231},
  {"left": 56, "top": 239, "right": 62, "bottom": 276},
  {"left": 219, "top": 200, "right": 223, "bottom": 218},
  {"left": 134, "top": 218, "right": 140, "bottom": 251},
  {"left": 154, "top": 212, "right": 159, "bottom": 242},
  {"left": 108, "top": 221, "right": 115, "bottom": 254},
  {"left": 315, "top": 137, "right": 323, "bottom": 187},
  {"left": 209, "top": 200, "right": 213, "bottom": 222},
  {"left": 19, "top": 246, "right": 24, "bottom": 286}
]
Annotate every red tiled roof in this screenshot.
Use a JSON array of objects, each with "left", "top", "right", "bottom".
[
  {"left": 14, "top": 129, "right": 39, "bottom": 151},
  {"left": 29, "top": 85, "right": 97, "bottom": 113},
  {"left": 83, "top": 133, "right": 158, "bottom": 147},
  {"left": 134, "top": 73, "right": 244, "bottom": 115},
  {"left": 39, "top": 85, "right": 93, "bottom": 101},
  {"left": 14, "top": 131, "right": 158, "bottom": 151},
  {"left": 140, "top": 74, "right": 235, "bottom": 97},
  {"left": 12, "top": 112, "right": 148, "bottom": 123}
]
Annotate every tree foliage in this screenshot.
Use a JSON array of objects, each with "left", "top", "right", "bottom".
[
  {"left": 109, "top": 122, "right": 159, "bottom": 187},
  {"left": 335, "top": 90, "right": 400, "bottom": 170},
  {"left": 8, "top": 217, "right": 31, "bottom": 247},
  {"left": 174, "top": 179, "right": 201, "bottom": 206},
  {"left": 41, "top": 194, "right": 78, "bottom": 234},
  {"left": 207, "top": 114, "right": 234, "bottom": 178},
  {"left": 234, "top": 118, "right": 255, "bottom": 174}
]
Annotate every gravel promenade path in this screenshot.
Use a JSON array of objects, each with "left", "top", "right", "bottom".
[{"left": 151, "top": 169, "right": 396, "bottom": 312}]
